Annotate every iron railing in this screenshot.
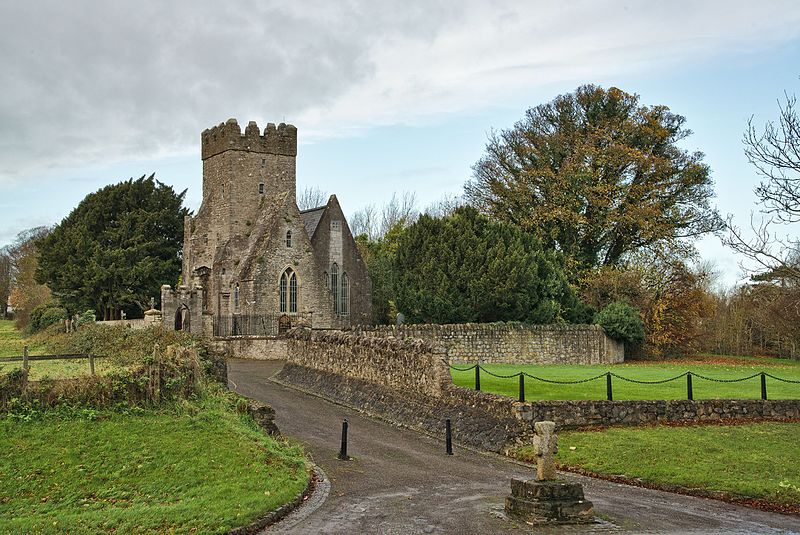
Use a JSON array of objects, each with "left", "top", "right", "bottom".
[{"left": 212, "top": 313, "right": 311, "bottom": 337}]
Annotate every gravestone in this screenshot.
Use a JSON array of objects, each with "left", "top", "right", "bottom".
[{"left": 505, "top": 421, "right": 595, "bottom": 524}]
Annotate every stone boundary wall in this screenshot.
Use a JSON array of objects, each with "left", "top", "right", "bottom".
[
  {"left": 284, "top": 329, "right": 450, "bottom": 398},
  {"left": 352, "top": 323, "right": 624, "bottom": 365},
  {"left": 277, "top": 328, "right": 800, "bottom": 452},
  {"left": 209, "top": 337, "right": 287, "bottom": 361}
]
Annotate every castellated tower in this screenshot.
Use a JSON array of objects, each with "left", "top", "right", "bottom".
[
  {"left": 164, "top": 117, "right": 371, "bottom": 336},
  {"left": 182, "top": 119, "right": 297, "bottom": 282}
]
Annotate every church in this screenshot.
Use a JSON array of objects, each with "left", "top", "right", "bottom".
[{"left": 161, "top": 119, "right": 372, "bottom": 335}]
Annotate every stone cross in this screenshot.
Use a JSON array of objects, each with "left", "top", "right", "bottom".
[
  {"left": 532, "top": 421, "right": 558, "bottom": 481},
  {"left": 149, "top": 297, "right": 156, "bottom": 310}
]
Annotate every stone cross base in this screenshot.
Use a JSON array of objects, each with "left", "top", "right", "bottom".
[{"left": 505, "top": 478, "right": 595, "bottom": 525}]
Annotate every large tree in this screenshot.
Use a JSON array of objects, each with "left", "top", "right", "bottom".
[
  {"left": 465, "top": 85, "right": 721, "bottom": 277},
  {"left": 6, "top": 227, "right": 52, "bottom": 328},
  {"left": 393, "top": 206, "right": 586, "bottom": 324},
  {"left": 36, "top": 175, "right": 188, "bottom": 320}
]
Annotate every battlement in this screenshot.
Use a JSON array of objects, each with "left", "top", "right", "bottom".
[{"left": 201, "top": 118, "right": 297, "bottom": 160}]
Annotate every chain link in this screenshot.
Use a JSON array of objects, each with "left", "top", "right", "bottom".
[
  {"left": 609, "top": 371, "right": 688, "bottom": 384},
  {"left": 764, "top": 373, "right": 800, "bottom": 384},
  {"left": 691, "top": 372, "right": 761, "bottom": 383}
]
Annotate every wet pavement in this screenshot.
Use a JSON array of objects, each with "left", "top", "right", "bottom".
[{"left": 228, "top": 359, "right": 800, "bottom": 534}]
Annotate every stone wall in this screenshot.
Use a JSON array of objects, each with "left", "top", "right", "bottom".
[
  {"left": 284, "top": 329, "right": 450, "bottom": 398},
  {"left": 276, "top": 328, "right": 800, "bottom": 453},
  {"left": 210, "top": 337, "right": 288, "bottom": 360},
  {"left": 353, "top": 323, "right": 624, "bottom": 365}
]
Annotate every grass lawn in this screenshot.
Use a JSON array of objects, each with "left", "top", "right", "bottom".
[
  {"left": 0, "top": 392, "right": 309, "bottom": 534},
  {"left": 450, "top": 356, "right": 800, "bottom": 400},
  {"left": 515, "top": 422, "right": 800, "bottom": 508},
  {"left": 0, "top": 320, "right": 117, "bottom": 380}
]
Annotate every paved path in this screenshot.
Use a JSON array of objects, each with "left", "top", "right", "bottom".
[{"left": 228, "top": 359, "right": 800, "bottom": 534}]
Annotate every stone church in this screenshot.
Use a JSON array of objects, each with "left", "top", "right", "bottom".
[{"left": 161, "top": 119, "right": 371, "bottom": 335}]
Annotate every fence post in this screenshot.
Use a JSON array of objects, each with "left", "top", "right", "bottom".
[
  {"left": 22, "top": 345, "right": 29, "bottom": 380},
  {"left": 475, "top": 366, "right": 481, "bottom": 392},
  {"left": 606, "top": 372, "right": 613, "bottom": 401},
  {"left": 445, "top": 418, "right": 453, "bottom": 455},
  {"left": 761, "top": 372, "right": 767, "bottom": 400},
  {"left": 338, "top": 419, "right": 349, "bottom": 460},
  {"left": 687, "top": 372, "right": 693, "bottom": 401},
  {"left": 518, "top": 373, "right": 525, "bottom": 402},
  {"left": 89, "top": 354, "right": 95, "bottom": 376}
]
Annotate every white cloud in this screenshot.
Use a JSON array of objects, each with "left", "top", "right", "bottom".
[{"left": 1, "top": 0, "right": 799, "bottom": 182}]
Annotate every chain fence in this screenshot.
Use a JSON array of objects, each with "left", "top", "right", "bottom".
[{"left": 443, "top": 360, "right": 799, "bottom": 402}]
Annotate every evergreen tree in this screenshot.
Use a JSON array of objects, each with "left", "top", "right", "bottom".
[
  {"left": 36, "top": 174, "right": 188, "bottom": 320},
  {"left": 393, "top": 207, "right": 587, "bottom": 324}
]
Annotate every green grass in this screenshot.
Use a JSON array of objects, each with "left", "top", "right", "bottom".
[
  {"left": 0, "top": 391, "right": 309, "bottom": 534},
  {"left": 516, "top": 423, "right": 800, "bottom": 507},
  {"left": 450, "top": 356, "right": 800, "bottom": 400},
  {"left": 0, "top": 320, "right": 117, "bottom": 380}
]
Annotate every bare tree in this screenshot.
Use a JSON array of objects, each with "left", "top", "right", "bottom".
[
  {"left": 380, "top": 192, "right": 418, "bottom": 237},
  {"left": 350, "top": 204, "right": 378, "bottom": 240},
  {"left": 424, "top": 192, "right": 464, "bottom": 218},
  {"left": 296, "top": 186, "right": 328, "bottom": 211},
  {"left": 725, "top": 86, "right": 800, "bottom": 282}
]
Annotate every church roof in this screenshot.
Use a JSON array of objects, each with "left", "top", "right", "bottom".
[{"left": 299, "top": 205, "right": 327, "bottom": 238}]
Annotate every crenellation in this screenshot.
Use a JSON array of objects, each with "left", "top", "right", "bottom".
[{"left": 201, "top": 119, "right": 297, "bottom": 160}]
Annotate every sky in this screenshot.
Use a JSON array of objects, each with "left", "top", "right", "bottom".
[{"left": 1, "top": 1, "right": 799, "bottom": 288}]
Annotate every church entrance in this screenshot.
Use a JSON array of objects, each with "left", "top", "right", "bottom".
[{"left": 175, "top": 305, "right": 191, "bottom": 331}]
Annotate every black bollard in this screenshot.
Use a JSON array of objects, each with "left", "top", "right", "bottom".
[
  {"left": 445, "top": 418, "right": 453, "bottom": 455},
  {"left": 338, "top": 419, "right": 349, "bottom": 460},
  {"left": 475, "top": 366, "right": 481, "bottom": 391},
  {"left": 761, "top": 372, "right": 767, "bottom": 400},
  {"left": 687, "top": 372, "right": 693, "bottom": 401},
  {"left": 606, "top": 372, "right": 613, "bottom": 401},
  {"left": 518, "top": 374, "right": 525, "bottom": 402}
]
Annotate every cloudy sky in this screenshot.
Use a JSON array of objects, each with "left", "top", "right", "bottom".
[{"left": 2, "top": 1, "right": 799, "bottom": 286}]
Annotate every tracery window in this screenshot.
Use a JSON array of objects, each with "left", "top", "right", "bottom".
[{"left": 280, "top": 269, "right": 298, "bottom": 313}]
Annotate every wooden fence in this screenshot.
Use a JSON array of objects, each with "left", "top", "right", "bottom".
[{"left": 0, "top": 346, "right": 103, "bottom": 376}]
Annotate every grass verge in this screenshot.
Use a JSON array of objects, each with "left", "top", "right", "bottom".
[
  {"left": 0, "top": 388, "right": 309, "bottom": 534},
  {"left": 450, "top": 355, "right": 800, "bottom": 400},
  {"left": 515, "top": 422, "right": 800, "bottom": 513}
]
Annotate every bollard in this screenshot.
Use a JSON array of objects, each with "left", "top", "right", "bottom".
[
  {"left": 445, "top": 418, "right": 453, "bottom": 455},
  {"left": 687, "top": 372, "right": 693, "bottom": 401},
  {"left": 338, "top": 419, "right": 349, "bottom": 460},
  {"left": 518, "top": 374, "right": 525, "bottom": 402},
  {"left": 606, "top": 372, "right": 613, "bottom": 401},
  {"left": 475, "top": 366, "right": 481, "bottom": 392},
  {"left": 761, "top": 372, "right": 767, "bottom": 400}
]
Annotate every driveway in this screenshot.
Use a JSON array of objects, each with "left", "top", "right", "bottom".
[{"left": 228, "top": 359, "right": 800, "bottom": 534}]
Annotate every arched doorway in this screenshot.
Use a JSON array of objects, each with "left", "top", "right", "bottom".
[{"left": 174, "top": 305, "right": 190, "bottom": 331}]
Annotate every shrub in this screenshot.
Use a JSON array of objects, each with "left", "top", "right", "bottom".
[
  {"left": 28, "top": 303, "right": 68, "bottom": 333},
  {"left": 76, "top": 309, "right": 96, "bottom": 329},
  {"left": 594, "top": 301, "right": 644, "bottom": 345}
]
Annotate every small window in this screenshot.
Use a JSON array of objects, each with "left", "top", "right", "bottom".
[
  {"left": 331, "top": 220, "right": 341, "bottom": 231},
  {"left": 261, "top": 158, "right": 266, "bottom": 166},
  {"left": 285, "top": 230, "right": 292, "bottom": 247},
  {"left": 233, "top": 284, "right": 240, "bottom": 310},
  {"left": 259, "top": 183, "right": 265, "bottom": 195}
]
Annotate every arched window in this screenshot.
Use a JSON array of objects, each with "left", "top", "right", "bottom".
[
  {"left": 340, "top": 272, "right": 350, "bottom": 316},
  {"left": 280, "top": 269, "right": 298, "bottom": 313},
  {"left": 289, "top": 271, "right": 297, "bottom": 313},
  {"left": 285, "top": 230, "right": 292, "bottom": 247},
  {"left": 233, "top": 284, "right": 239, "bottom": 310},
  {"left": 330, "top": 263, "right": 339, "bottom": 314}
]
